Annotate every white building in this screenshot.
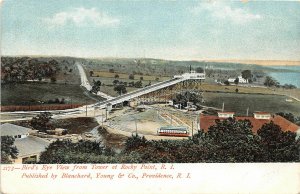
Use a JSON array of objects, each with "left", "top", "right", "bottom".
[
  {"left": 1, "top": 123, "right": 50, "bottom": 164},
  {"left": 228, "top": 76, "right": 248, "bottom": 84},
  {"left": 253, "top": 112, "right": 271, "bottom": 120},
  {"left": 174, "top": 70, "right": 205, "bottom": 80},
  {"left": 217, "top": 112, "right": 235, "bottom": 118}
]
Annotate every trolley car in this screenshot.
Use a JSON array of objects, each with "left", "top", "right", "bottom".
[{"left": 157, "top": 126, "right": 189, "bottom": 137}]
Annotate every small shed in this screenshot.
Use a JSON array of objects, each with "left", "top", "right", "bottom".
[{"left": 136, "top": 105, "right": 146, "bottom": 112}]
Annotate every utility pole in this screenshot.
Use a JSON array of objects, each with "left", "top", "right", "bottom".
[
  {"left": 192, "top": 121, "right": 194, "bottom": 137},
  {"left": 106, "top": 108, "right": 108, "bottom": 120},
  {"left": 101, "top": 112, "right": 104, "bottom": 128},
  {"left": 222, "top": 102, "right": 224, "bottom": 112},
  {"left": 85, "top": 99, "right": 87, "bottom": 117},
  {"left": 135, "top": 119, "right": 138, "bottom": 136}
]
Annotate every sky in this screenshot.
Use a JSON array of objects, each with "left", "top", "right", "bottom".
[{"left": 1, "top": 0, "right": 300, "bottom": 60}]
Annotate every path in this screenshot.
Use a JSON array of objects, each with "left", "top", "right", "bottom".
[{"left": 76, "top": 62, "right": 114, "bottom": 100}]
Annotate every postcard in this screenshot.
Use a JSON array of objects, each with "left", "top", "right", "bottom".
[{"left": 1, "top": 1, "right": 299, "bottom": 193}]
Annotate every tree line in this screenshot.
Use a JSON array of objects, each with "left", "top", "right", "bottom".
[
  {"left": 2, "top": 112, "right": 299, "bottom": 164},
  {"left": 1, "top": 57, "right": 60, "bottom": 83},
  {"left": 36, "top": 118, "right": 299, "bottom": 164}
]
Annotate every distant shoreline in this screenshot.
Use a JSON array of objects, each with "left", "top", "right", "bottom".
[{"left": 202, "top": 59, "right": 300, "bottom": 66}]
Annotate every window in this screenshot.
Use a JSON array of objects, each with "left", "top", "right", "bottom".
[{"left": 22, "top": 155, "right": 37, "bottom": 164}]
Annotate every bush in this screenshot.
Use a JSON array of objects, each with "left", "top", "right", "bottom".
[{"left": 129, "top": 74, "right": 135, "bottom": 80}]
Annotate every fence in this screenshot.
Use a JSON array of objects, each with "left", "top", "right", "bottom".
[{"left": 0, "top": 104, "right": 83, "bottom": 112}]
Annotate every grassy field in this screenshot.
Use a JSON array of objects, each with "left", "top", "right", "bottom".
[
  {"left": 189, "top": 82, "right": 300, "bottom": 100},
  {"left": 199, "top": 83, "right": 276, "bottom": 94},
  {"left": 202, "top": 92, "right": 300, "bottom": 116},
  {"left": 98, "top": 85, "right": 137, "bottom": 97},
  {"left": 1, "top": 83, "right": 104, "bottom": 106},
  {"left": 91, "top": 71, "right": 171, "bottom": 81},
  {"left": 89, "top": 71, "right": 170, "bottom": 97}
]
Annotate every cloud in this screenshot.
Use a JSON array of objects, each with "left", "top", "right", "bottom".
[
  {"left": 44, "top": 7, "right": 120, "bottom": 27},
  {"left": 191, "top": 1, "right": 261, "bottom": 24}
]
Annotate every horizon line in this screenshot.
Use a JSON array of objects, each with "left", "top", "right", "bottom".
[{"left": 2, "top": 54, "right": 300, "bottom": 66}]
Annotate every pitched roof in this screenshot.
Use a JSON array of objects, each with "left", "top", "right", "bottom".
[
  {"left": 1, "top": 123, "right": 32, "bottom": 136},
  {"left": 272, "top": 115, "right": 299, "bottom": 132},
  {"left": 200, "top": 114, "right": 300, "bottom": 133},
  {"left": 14, "top": 136, "right": 50, "bottom": 157}
]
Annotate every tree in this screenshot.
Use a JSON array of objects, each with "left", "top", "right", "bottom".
[
  {"left": 224, "top": 80, "right": 230, "bottom": 86},
  {"left": 276, "top": 112, "right": 295, "bottom": 123},
  {"left": 134, "top": 81, "right": 143, "bottom": 88},
  {"left": 241, "top": 70, "right": 252, "bottom": 82},
  {"left": 113, "top": 80, "right": 119, "bottom": 85},
  {"left": 140, "top": 76, "right": 143, "bottom": 81},
  {"left": 234, "top": 78, "right": 239, "bottom": 85},
  {"left": 30, "top": 112, "right": 53, "bottom": 132},
  {"left": 50, "top": 76, "right": 56, "bottom": 83},
  {"left": 194, "top": 118, "right": 263, "bottom": 162},
  {"left": 89, "top": 71, "right": 94, "bottom": 76},
  {"left": 39, "top": 139, "right": 115, "bottom": 164},
  {"left": 264, "top": 76, "right": 279, "bottom": 87},
  {"left": 114, "top": 84, "right": 127, "bottom": 95},
  {"left": 124, "top": 134, "right": 147, "bottom": 152},
  {"left": 173, "top": 91, "right": 202, "bottom": 107},
  {"left": 145, "top": 81, "right": 151, "bottom": 87},
  {"left": 1, "top": 136, "right": 18, "bottom": 164},
  {"left": 196, "top": 67, "right": 204, "bottom": 73},
  {"left": 90, "top": 80, "right": 101, "bottom": 94},
  {"left": 129, "top": 74, "right": 134, "bottom": 80},
  {"left": 128, "top": 81, "right": 135, "bottom": 87},
  {"left": 282, "top": 84, "right": 297, "bottom": 89},
  {"left": 235, "top": 88, "right": 239, "bottom": 93},
  {"left": 257, "top": 122, "right": 299, "bottom": 162},
  {"left": 115, "top": 74, "right": 119, "bottom": 78}
]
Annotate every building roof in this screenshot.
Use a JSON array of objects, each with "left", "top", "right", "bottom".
[
  {"left": 1, "top": 123, "right": 32, "bottom": 136},
  {"left": 272, "top": 115, "right": 300, "bottom": 132},
  {"left": 218, "top": 112, "right": 235, "bottom": 114},
  {"left": 254, "top": 112, "right": 271, "bottom": 115},
  {"left": 200, "top": 114, "right": 299, "bottom": 133},
  {"left": 14, "top": 136, "right": 50, "bottom": 157},
  {"left": 159, "top": 126, "right": 188, "bottom": 131}
]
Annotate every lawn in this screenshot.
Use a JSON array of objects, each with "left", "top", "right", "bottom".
[
  {"left": 91, "top": 71, "right": 171, "bottom": 82},
  {"left": 202, "top": 92, "right": 300, "bottom": 116},
  {"left": 1, "top": 83, "right": 104, "bottom": 106}
]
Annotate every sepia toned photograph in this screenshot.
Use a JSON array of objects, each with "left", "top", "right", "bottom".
[{"left": 1, "top": 1, "right": 299, "bottom": 193}]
